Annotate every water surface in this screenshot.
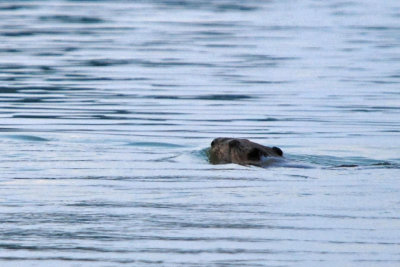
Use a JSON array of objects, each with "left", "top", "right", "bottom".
[{"left": 0, "top": 0, "right": 399, "bottom": 266}]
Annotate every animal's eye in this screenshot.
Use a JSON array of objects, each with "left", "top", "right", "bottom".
[
  {"left": 211, "top": 141, "right": 215, "bottom": 147},
  {"left": 247, "top": 148, "right": 261, "bottom": 161}
]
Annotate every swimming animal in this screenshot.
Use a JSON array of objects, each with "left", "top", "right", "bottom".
[{"left": 208, "top": 137, "right": 283, "bottom": 167}]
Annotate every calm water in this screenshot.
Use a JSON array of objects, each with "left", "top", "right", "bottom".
[{"left": 1, "top": 0, "right": 400, "bottom": 266}]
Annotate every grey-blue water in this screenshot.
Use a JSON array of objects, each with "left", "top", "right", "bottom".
[{"left": 1, "top": 0, "right": 399, "bottom": 266}]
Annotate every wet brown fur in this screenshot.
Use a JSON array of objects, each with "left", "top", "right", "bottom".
[{"left": 208, "top": 137, "right": 283, "bottom": 166}]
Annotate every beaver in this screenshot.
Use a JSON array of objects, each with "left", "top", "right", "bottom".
[{"left": 208, "top": 137, "right": 283, "bottom": 167}]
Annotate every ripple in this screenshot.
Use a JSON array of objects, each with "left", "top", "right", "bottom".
[
  {"left": 1, "top": 30, "right": 64, "bottom": 37},
  {"left": 2, "top": 135, "right": 49, "bottom": 142},
  {"left": 127, "top": 142, "right": 184, "bottom": 148},
  {"left": 0, "top": 4, "right": 34, "bottom": 10},
  {"left": 39, "top": 15, "right": 105, "bottom": 24},
  {"left": 290, "top": 154, "right": 399, "bottom": 169},
  {"left": 83, "top": 59, "right": 132, "bottom": 67},
  {"left": 216, "top": 4, "right": 257, "bottom": 12},
  {"left": 194, "top": 94, "right": 253, "bottom": 100}
]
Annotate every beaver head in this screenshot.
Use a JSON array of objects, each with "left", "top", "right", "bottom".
[{"left": 208, "top": 137, "right": 283, "bottom": 166}]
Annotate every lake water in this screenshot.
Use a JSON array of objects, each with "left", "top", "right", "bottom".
[{"left": 0, "top": 0, "right": 399, "bottom": 266}]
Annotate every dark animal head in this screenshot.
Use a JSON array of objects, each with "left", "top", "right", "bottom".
[{"left": 209, "top": 137, "right": 283, "bottom": 166}]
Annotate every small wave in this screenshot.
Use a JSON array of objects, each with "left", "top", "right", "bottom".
[
  {"left": 143, "top": 94, "right": 252, "bottom": 101},
  {"left": 194, "top": 94, "right": 252, "bottom": 101},
  {"left": 216, "top": 4, "right": 257, "bottom": 12},
  {"left": 0, "top": 4, "right": 34, "bottom": 10},
  {"left": 83, "top": 59, "right": 132, "bottom": 67},
  {"left": 261, "top": 156, "right": 313, "bottom": 168},
  {"left": 39, "top": 15, "right": 104, "bottom": 24},
  {"left": 2, "top": 30, "right": 64, "bottom": 37},
  {"left": 127, "top": 142, "right": 184, "bottom": 148},
  {"left": 290, "top": 154, "right": 399, "bottom": 169},
  {"left": 2, "top": 135, "right": 49, "bottom": 142}
]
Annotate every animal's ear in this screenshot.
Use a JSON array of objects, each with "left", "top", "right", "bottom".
[
  {"left": 247, "top": 148, "right": 263, "bottom": 161},
  {"left": 228, "top": 139, "right": 240, "bottom": 148},
  {"left": 272, "top": 146, "right": 283, "bottom": 156}
]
